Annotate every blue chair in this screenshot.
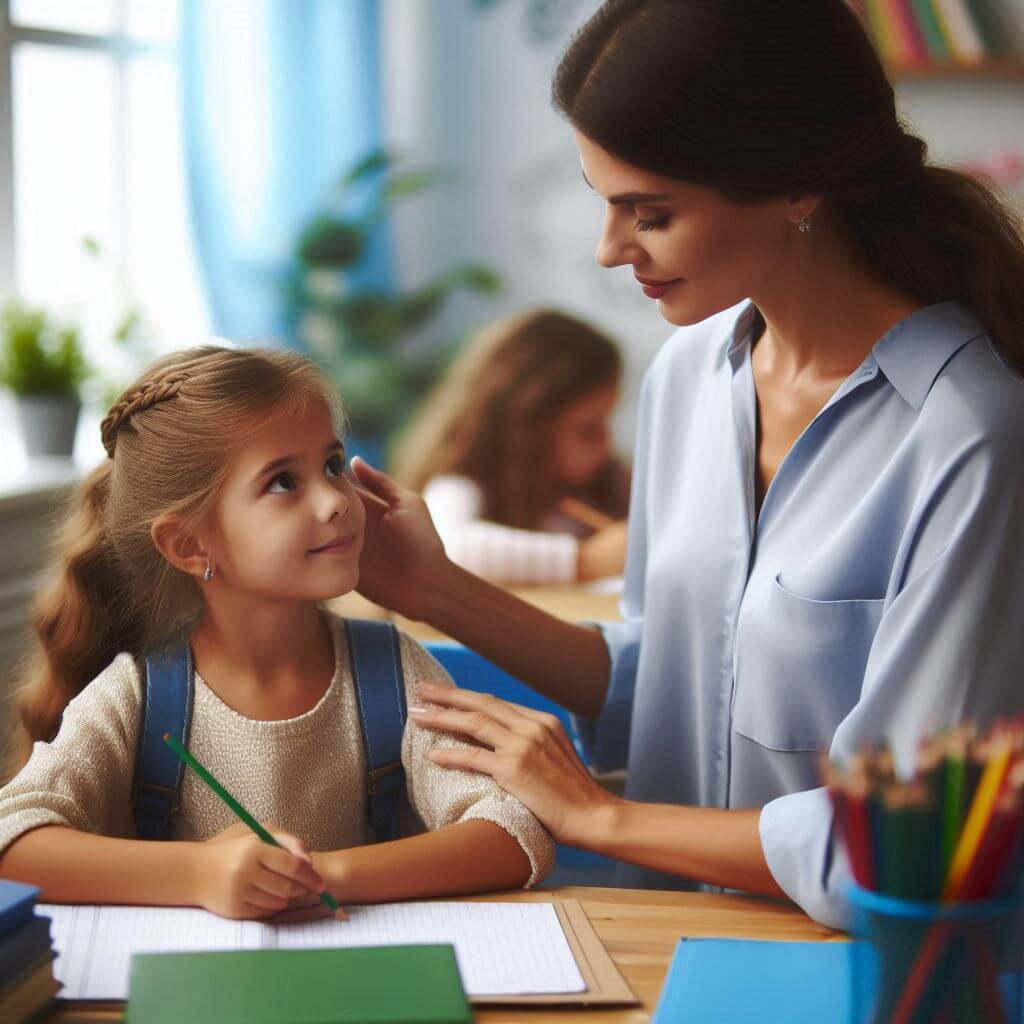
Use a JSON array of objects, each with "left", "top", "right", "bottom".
[{"left": 425, "top": 641, "right": 621, "bottom": 888}]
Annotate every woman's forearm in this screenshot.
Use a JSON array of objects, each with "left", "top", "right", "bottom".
[
  {"left": 423, "top": 560, "right": 611, "bottom": 718},
  {"left": 575, "top": 800, "right": 786, "bottom": 899},
  {"left": 318, "top": 820, "right": 532, "bottom": 904},
  {"left": 0, "top": 825, "right": 201, "bottom": 905}
]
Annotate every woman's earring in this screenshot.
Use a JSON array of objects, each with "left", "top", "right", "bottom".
[
  {"left": 798, "top": 213, "right": 812, "bottom": 233},
  {"left": 202, "top": 563, "right": 214, "bottom": 583}
]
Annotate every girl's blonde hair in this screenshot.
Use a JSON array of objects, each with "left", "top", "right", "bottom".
[
  {"left": 5, "top": 345, "right": 343, "bottom": 779},
  {"left": 391, "top": 308, "right": 625, "bottom": 529}
]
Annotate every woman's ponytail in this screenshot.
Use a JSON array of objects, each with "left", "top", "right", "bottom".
[{"left": 836, "top": 154, "right": 1024, "bottom": 376}]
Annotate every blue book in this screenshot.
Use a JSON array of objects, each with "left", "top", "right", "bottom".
[
  {"left": 0, "top": 881, "right": 39, "bottom": 940},
  {"left": 652, "top": 938, "right": 871, "bottom": 1022},
  {"left": 0, "top": 915, "right": 52, "bottom": 982}
]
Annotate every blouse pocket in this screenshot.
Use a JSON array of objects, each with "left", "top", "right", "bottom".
[{"left": 732, "top": 573, "right": 885, "bottom": 752}]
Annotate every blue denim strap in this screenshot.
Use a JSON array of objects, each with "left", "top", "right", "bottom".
[
  {"left": 133, "top": 643, "right": 194, "bottom": 841},
  {"left": 345, "top": 620, "right": 407, "bottom": 843}
]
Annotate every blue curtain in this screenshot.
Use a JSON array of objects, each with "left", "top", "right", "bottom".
[{"left": 180, "top": 0, "right": 392, "bottom": 343}]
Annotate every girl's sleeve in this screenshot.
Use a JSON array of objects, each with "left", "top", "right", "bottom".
[
  {"left": 760, "top": 422, "right": 1024, "bottom": 929},
  {"left": 0, "top": 653, "right": 141, "bottom": 855},
  {"left": 423, "top": 474, "right": 579, "bottom": 585},
  {"left": 397, "top": 632, "right": 556, "bottom": 887}
]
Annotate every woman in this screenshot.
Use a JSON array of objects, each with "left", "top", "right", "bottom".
[
  {"left": 350, "top": 0, "right": 1024, "bottom": 929},
  {"left": 391, "top": 308, "right": 630, "bottom": 586}
]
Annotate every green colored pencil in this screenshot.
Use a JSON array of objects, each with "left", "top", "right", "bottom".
[{"left": 162, "top": 732, "right": 340, "bottom": 913}]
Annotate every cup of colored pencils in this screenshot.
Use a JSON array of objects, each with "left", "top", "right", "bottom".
[{"left": 824, "top": 721, "right": 1024, "bottom": 1024}]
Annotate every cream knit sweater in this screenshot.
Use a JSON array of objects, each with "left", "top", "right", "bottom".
[{"left": 0, "top": 612, "right": 554, "bottom": 886}]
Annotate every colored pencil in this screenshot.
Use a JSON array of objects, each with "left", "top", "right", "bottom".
[{"left": 162, "top": 732, "right": 341, "bottom": 913}]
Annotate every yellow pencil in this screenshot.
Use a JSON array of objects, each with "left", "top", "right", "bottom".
[{"left": 941, "top": 739, "right": 1013, "bottom": 900}]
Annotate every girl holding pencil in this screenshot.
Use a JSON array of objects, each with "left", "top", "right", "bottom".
[
  {"left": 391, "top": 308, "right": 631, "bottom": 586},
  {"left": 348, "top": 0, "right": 1024, "bottom": 931},
  {"left": 0, "top": 346, "right": 554, "bottom": 919}
]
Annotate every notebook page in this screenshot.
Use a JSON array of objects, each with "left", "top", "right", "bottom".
[
  {"left": 42, "top": 904, "right": 266, "bottom": 1000},
  {"left": 274, "top": 901, "right": 586, "bottom": 996}
]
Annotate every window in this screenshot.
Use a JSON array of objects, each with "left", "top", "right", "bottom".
[{"left": 0, "top": 0, "right": 209, "bottom": 470}]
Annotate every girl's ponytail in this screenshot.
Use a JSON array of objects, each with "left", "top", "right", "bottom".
[{"left": 5, "top": 460, "right": 139, "bottom": 779}]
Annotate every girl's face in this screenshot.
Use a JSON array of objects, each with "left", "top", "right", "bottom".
[
  {"left": 209, "top": 402, "right": 365, "bottom": 601},
  {"left": 574, "top": 129, "right": 798, "bottom": 326},
  {"left": 549, "top": 383, "right": 618, "bottom": 490}
]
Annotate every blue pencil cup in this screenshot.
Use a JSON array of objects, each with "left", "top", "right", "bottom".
[{"left": 847, "top": 883, "right": 1024, "bottom": 1024}]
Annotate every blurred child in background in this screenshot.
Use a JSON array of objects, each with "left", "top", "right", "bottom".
[{"left": 391, "top": 309, "right": 630, "bottom": 586}]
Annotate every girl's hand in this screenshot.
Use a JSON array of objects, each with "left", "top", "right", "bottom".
[
  {"left": 349, "top": 457, "right": 449, "bottom": 620},
  {"left": 194, "top": 823, "right": 330, "bottom": 920},
  {"left": 408, "top": 683, "right": 618, "bottom": 846},
  {"left": 577, "top": 520, "right": 628, "bottom": 581}
]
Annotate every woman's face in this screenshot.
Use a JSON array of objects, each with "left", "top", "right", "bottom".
[
  {"left": 549, "top": 383, "right": 618, "bottom": 490},
  {"left": 574, "top": 129, "right": 798, "bottom": 326}
]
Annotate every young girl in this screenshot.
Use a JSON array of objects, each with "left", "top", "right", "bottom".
[
  {"left": 391, "top": 309, "right": 631, "bottom": 586},
  {"left": 0, "top": 345, "right": 553, "bottom": 920}
]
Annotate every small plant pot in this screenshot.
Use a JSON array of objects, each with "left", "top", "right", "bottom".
[{"left": 15, "top": 393, "right": 81, "bottom": 456}]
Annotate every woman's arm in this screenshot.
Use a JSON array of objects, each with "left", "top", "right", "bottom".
[
  {"left": 575, "top": 802, "right": 784, "bottom": 897},
  {"left": 352, "top": 459, "right": 611, "bottom": 718},
  {"left": 409, "top": 683, "right": 786, "bottom": 899},
  {"left": 316, "top": 820, "right": 531, "bottom": 903}
]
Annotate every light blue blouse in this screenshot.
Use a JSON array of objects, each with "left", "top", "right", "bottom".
[{"left": 575, "top": 298, "right": 1024, "bottom": 928}]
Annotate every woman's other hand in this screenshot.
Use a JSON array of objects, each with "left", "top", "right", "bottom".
[
  {"left": 408, "top": 683, "right": 618, "bottom": 846},
  {"left": 349, "top": 457, "right": 450, "bottom": 620}
]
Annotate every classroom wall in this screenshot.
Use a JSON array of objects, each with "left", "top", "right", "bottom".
[{"left": 380, "top": 0, "right": 1024, "bottom": 453}]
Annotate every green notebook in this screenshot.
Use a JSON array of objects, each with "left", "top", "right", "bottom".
[{"left": 125, "top": 945, "right": 472, "bottom": 1024}]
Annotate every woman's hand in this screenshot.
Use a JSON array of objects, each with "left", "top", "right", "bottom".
[
  {"left": 349, "top": 457, "right": 449, "bottom": 621},
  {"left": 577, "top": 520, "right": 628, "bottom": 581},
  {"left": 408, "top": 683, "right": 618, "bottom": 846},
  {"left": 194, "top": 823, "right": 332, "bottom": 920}
]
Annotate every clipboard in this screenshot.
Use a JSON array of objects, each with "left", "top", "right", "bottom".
[
  {"left": 473, "top": 898, "right": 638, "bottom": 1007},
  {"left": 54, "top": 897, "right": 639, "bottom": 1010}
]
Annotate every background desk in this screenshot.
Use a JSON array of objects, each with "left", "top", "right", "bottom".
[
  {"left": 327, "top": 584, "right": 623, "bottom": 642},
  {"left": 45, "top": 886, "right": 843, "bottom": 1023}
]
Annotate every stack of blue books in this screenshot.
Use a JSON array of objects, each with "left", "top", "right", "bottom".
[{"left": 0, "top": 880, "right": 59, "bottom": 1022}]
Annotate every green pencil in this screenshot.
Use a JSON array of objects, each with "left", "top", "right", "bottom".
[{"left": 162, "top": 732, "right": 341, "bottom": 913}]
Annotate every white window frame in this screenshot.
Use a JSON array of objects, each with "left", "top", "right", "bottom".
[{"left": 0, "top": 0, "right": 177, "bottom": 297}]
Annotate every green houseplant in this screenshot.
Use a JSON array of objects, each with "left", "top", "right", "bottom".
[
  {"left": 0, "top": 299, "right": 89, "bottom": 457},
  {"left": 291, "top": 150, "right": 501, "bottom": 462}
]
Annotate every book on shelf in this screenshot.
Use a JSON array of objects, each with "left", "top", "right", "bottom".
[
  {"left": 933, "top": 0, "right": 988, "bottom": 62},
  {"left": 910, "top": 0, "right": 953, "bottom": 58},
  {"left": 854, "top": 0, "right": 1011, "bottom": 66}
]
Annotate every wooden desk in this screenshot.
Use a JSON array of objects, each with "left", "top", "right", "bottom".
[
  {"left": 328, "top": 584, "right": 623, "bottom": 642},
  {"left": 46, "top": 887, "right": 842, "bottom": 1023}
]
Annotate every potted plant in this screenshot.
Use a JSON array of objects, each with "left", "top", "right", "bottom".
[
  {"left": 290, "top": 150, "right": 502, "bottom": 465},
  {"left": 0, "top": 299, "right": 89, "bottom": 457}
]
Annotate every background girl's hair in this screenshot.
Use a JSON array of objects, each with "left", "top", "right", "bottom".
[
  {"left": 391, "top": 308, "right": 623, "bottom": 528},
  {"left": 5, "top": 345, "right": 343, "bottom": 779},
  {"left": 552, "top": 0, "right": 1024, "bottom": 375}
]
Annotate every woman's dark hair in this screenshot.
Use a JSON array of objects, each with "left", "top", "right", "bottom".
[{"left": 553, "top": 0, "right": 1024, "bottom": 373}]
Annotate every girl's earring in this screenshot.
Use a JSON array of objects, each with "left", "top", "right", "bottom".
[
  {"left": 202, "top": 563, "right": 214, "bottom": 583},
  {"left": 797, "top": 213, "right": 812, "bottom": 234}
]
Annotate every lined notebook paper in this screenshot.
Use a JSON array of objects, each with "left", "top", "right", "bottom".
[{"left": 42, "top": 901, "right": 586, "bottom": 1000}]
